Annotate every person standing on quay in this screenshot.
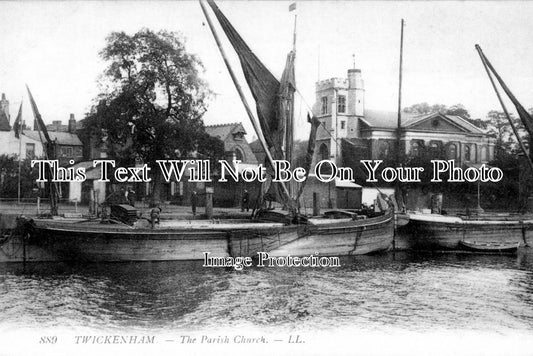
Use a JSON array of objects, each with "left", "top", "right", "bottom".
[
  {"left": 242, "top": 189, "right": 249, "bottom": 212},
  {"left": 191, "top": 191, "right": 197, "bottom": 216}
]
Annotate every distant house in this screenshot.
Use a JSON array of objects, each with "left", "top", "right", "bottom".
[
  {"left": 205, "top": 122, "right": 258, "bottom": 164},
  {"left": 0, "top": 93, "right": 87, "bottom": 203}
]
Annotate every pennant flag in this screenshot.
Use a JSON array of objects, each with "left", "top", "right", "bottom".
[
  {"left": 26, "top": 84, "right": 52, "bottom": 144},
  {"left": 289, "top": 2, "right": 296, "bottom": 11},
  {"left": 13, "top": 102, "right": 23, "bottom": 139}
]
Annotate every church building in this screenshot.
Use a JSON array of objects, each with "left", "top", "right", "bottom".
[{"left": 305, "top": 68, "right": 495, "bottom": 209}]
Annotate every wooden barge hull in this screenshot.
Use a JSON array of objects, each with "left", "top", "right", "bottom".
[
  {"left": 1, "top": 211, "right": 394, "bottom": 262},
  {"left": 402, "top": 213, "right": 533, "bottom": 250},
  {"left": 3, "top": 219, "right": 300, "bottom": 262},
  {"left": 27, "top": 222, "right": 230, "bottom": 262},
  {"left": 267, "top": 212, "right": 394, "bottom": 256}
]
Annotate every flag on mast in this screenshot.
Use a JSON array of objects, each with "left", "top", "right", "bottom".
[
  {"left": 289, "top": 2, "right": 296, "bottom": 11},
  {"left": 13, "top": 102, "right": 23, "bottom": 139}
]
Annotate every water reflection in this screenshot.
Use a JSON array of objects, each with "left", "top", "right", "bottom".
[{"left": 0, "top": 252, "right": 532, "bottom": 332}]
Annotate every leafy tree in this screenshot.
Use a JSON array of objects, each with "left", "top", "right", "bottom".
[
  {"left": 83, "top": 29, "right": 224, "bottom": 204},
  {"left": 446, "top": 104, "right": 470, "bottom": 119},
  {"left": 404, "top": 102, "right": 491, "bottom": 129},
  {"left": 0, "top": 154, "right": 40, "bottom": 199}
]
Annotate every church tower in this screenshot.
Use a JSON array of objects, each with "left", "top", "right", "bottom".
[{"left": 313, "top": 68, "right": 365, "bottom": 164}]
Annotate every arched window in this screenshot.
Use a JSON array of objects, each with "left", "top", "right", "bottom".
[
  {"left": 379, "top": 141, "right": 390, "bottom": 159},
  {"left": 429, "top": 141, "right": 442, "bottom": 159},
  {"left": 318, "top": 143, "right": 331, "bottom": 175},
  {"left": 480, "top": 146, "right": 487, "bottom": 162},
  {"left": 234, "top": 147, "right": 244, "bottom": 162},
  {"left": 411, "top": 142, "right": 420, "bottom": 157},
  {"left": 319, "top": 143, "right": 329, "bottom": 160},
  {"left": 465, "top": 145, "right": 471, "bottom": 161},
  {"left": 447, "top": 144, "right": 457, "bottom": 160}
]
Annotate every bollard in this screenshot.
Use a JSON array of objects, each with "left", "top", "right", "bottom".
[
  {"left": 205, "top": 187, "right": 214, "bottom": 219},
  {"left": 313, "top": 192, "right": 320, "bottom": 216}
]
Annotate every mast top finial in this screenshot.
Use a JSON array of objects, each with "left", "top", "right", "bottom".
[{"left": 352, "top": 53, "right": 356, "bottom": 69}]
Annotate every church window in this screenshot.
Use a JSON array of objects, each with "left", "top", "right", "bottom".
[
  {"left": 318, "top": 143, "right": 332, "bottom": 175},
  {"left": 429, "top": 141, "right": 442, "bottom": 158},
  {"left": 321, "top": 96, "right": 328, "bottom": 115},
  {"left": 341, "top": 121, "right": 346, "bottom": 130},
  {"left": 465, "top": 145, "right": 471, "bottom": 161},
  {"left": 480, "top": 146, "right": 487, "bottom": 161},
  {"left": 379, "top": 141, "right": 390, "bottom": 159},
  {"left": 411, "top": 142, "right": 420, "bottom": 157},
  {"left": 447, "top": 144, "right": 457, "bottom": 160},
  {"left": 338, "top": 95, "right": 346, "bottom": 113}
]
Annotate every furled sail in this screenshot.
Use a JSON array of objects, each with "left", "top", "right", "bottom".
[
  {"left": 26, "top": 85, "right": 53, "bottom": 145},
  {"left": 26, "top": 85, "right": 59, "bottom": 215},
  {"left": 206, "top": 0, "right": 284, "bottom": 159},
  {"left": 479, "top": 49, "right": 533, "bottom": 139},
  {"left": 205, "top": 0, "right": 319, "bottom": 212}
]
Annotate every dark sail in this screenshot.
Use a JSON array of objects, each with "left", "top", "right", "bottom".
[
  {"left": 279, "top": 50, "right": 296, "bottom": 165},
  {"left": 481, "top": 52, "right": 533, "bottom": 138},
  {"left": 207, "top": 0, "right": 284, "bottom": 158},
  {"left": 266, "top": 50, "right": 297, "bottom": 207},
  {"left": 26, "top": 85, "right": 53, "bottom": 144},
  {"left": 26, "top": 85, "right": 59, "bottom": 215},
  {"left": 205, "top": 0, "right": 318, "bottom": 212},
  {"left": 296, "top": 114, "right": 321, "bottom": 199},
  {"left": 13, "top": 102, "right": 23, "bottom": 139}
]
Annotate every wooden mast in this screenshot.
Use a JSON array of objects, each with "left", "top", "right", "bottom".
[
  {"left": 395, "top": 19, "right": 405, "bottom": 214},
  {"left": 26, "top": 85, "right": 59, "bottom": 216},
  {"left": 286, "top": 6, "right": 297, "bottom": 200},
  {"left": 475, "top": 44, "right": 533, "bottom": 172},
  {"left": 396, "top": 19, "right": 404, "bottom": 167},
  {"left": 199, "top": 0, "right": 292, "bottom": 201},
  {"left": 16, "top": 101, "right": 22, "bottom": 204}
]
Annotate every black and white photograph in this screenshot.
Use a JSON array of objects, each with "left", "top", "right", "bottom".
[{"left": 1, "top": 1, "right": 533, "bottom": 355}]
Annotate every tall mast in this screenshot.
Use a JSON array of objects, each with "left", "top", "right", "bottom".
[
  {"left": 199, "top": 0, "right": 292, "bottom": 201},
  {"left": 475, "top": 44, "right": 533, "bottom": 172},
  {"left": 285, "top": 5, "right": 297, "bottom": 198},
  {"left": 396, "top": 19, "right": 404, "bottom": 165},
  {"left": 17, "top": 100, "right": 22, "bottom": 204},
  {"left": 26, "top": 85, "right": 59, "bottom": 216}
]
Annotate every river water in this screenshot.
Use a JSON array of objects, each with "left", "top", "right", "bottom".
[{"left": 1, "top": 251, "right": 533, "bottom": 355}]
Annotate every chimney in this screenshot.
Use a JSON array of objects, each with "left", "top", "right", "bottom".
[
  {"left": 51, "top": 120, "right": 62, "bottom": 132},
  {"left": 68, "top": 113, "right": 76, "bottom": 133}
]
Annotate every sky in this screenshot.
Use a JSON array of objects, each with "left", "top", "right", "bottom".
[{"left": 1, "top": 1, "right": 533, "bottom": 139}]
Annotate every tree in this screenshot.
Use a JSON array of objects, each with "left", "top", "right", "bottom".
[
  {"left": 84, "top": 29, "right": 224, "bottom": 204},
  {"left": 0, "top": 154, "right": 40, "bottom": 199},
  {"left": 403, "top": 102, "right": 490, "bottom": 129}
]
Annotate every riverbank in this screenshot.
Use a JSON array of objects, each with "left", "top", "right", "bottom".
[{"left": 0, "top": 199, "right": 252, "bottom": 223}]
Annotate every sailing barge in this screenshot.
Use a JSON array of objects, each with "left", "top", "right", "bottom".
[
  {"left": 399, "top": 45, "right": 533, "bottom": 253},
  {"left": 2, "top": 1, "right": 395, "bottom": 263}
]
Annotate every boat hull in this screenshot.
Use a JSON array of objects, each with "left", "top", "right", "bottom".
[
  {"left": 401, "top": 213, "right": 533, "bottom": 250},
  {"left": 267, "top": 212, "right": 394, "bottom": 256},
  {"left": 26, "top": 221, "right": 231, "bottom": 262},
  {"left": 458, "top": 240, "right": 519, "bottom": 253},
  {"left": 2, "top": 211, "right": 394, "bottom": 262}
]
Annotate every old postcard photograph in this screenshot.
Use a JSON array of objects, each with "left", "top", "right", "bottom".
[{"left": 1, "top": 1, "right": 533, "bottom": 355}]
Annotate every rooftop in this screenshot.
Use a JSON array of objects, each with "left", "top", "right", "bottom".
[
  {"left": 24, "top": 130, "right": 83, "bottom": 146},
  {"left": 205, "top": 122, "right": 247, "bottom": 141}
]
